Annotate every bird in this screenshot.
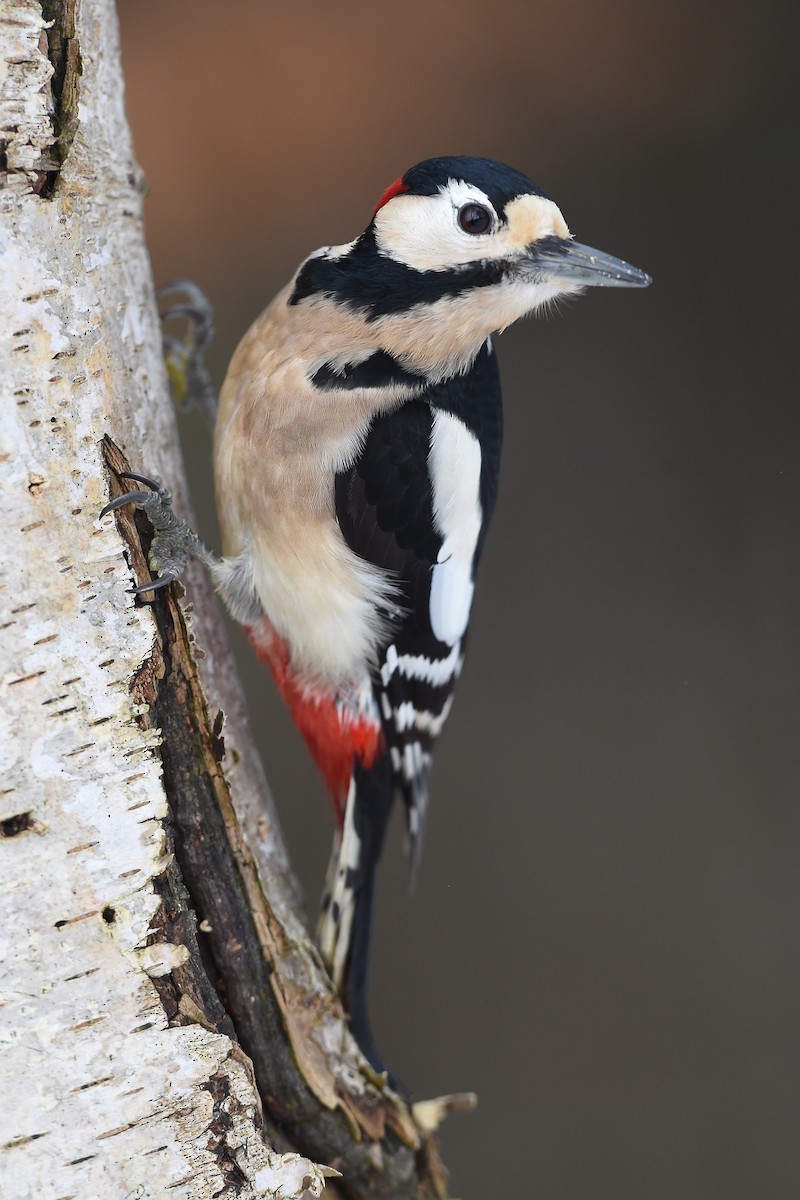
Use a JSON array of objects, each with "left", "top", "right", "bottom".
[{"left": 104, "top": 156, "right": 650, "bottom": 1076}]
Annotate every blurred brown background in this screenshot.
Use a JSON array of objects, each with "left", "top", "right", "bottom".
[{"left": 119, "top": 2, "right": 798, "bottom": 1196}]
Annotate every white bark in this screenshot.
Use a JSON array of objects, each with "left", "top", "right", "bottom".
[{"left": 0, "top": 3, "right": 332, "bottom": 1197}]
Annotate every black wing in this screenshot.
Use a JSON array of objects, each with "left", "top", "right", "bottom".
[{"left": 334, "top": 342, "right": 503, "bottom": 867}]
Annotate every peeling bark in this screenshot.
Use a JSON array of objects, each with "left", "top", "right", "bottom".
[{"left": 0, "top": 3, "right": 452, "bottom": 1198}]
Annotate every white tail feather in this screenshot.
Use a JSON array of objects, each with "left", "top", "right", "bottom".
[{"left": 317, "top": 775, "right": 361, "bottom": 991}]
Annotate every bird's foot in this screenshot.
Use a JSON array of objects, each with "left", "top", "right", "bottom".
[
  {"left": 100, "top": 471, "right": 218, "bottom": 594},
  {"left": 159, "top": 280, "right": 218, "bottom": 428}
]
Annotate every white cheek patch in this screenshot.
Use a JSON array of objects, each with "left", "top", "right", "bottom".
[
  {"left": 374, "top": 183, "right": 569, "bottom": 274},
  {"left": 374, "top": 182, "right": 495, "bottom": 272},
  {"left": 374, "top": 192, "right": 473, "bottom": 272},
  {"left": 428, "top": 410, "right": 483, "bottom": 645}
]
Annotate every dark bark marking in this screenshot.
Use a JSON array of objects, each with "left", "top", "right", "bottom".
[
  {"left": 0, "top": 811, "right": 35, "bottom": 837},
  {"left": 37, "top": 0, "right": 82, "bottom": 196}
]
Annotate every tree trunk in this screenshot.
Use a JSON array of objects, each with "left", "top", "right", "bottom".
[{"left": 0, "top": 3, "right": 450, "bottom": 1197}]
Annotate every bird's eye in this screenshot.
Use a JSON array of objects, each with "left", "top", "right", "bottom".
[{"left": 457, "top": 203, "right": 492, "bottom": 235}]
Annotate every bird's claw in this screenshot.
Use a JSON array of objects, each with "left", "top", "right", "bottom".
[
  {"left": 133, "top": 572, "right": 176, "bottom": 596},
  {"left": 117, "top": 469, "right": 169, "bottom": 492},
  {"left": 101, "top": 471, "right": 215, "bottom": 595},
  {"left": 159, "top": 280, "right": 217, "bottom": 427},
  {"left": 100, "top": 488, "right": 157, "bottom": 516}
]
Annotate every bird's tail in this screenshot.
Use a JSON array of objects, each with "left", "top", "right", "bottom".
[{"left": 318, "top": 753, "right": 395, "bottom": 1072}]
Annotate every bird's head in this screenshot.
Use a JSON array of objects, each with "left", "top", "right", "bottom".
[
  {"left": 291, "top": 155, "right": 650, "bottom": 376},
  {"left": 371, "top": 155, "right": 650, "bottom": 300}
]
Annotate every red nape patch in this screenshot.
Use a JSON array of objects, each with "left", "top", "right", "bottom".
[
  {"left": 372, "top": 174, "right": 410, "bottom": 218},
  {"left": 245, "top": 619, "right": 383, "bottom": 828}
]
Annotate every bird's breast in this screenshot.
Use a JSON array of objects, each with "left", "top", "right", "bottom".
[{"left": 213, "top": 296, "right": 402, "bottom": 687}]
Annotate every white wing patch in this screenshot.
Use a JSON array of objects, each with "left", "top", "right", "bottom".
[
  {"left": 428, "top": 410, "right": 483, "bottom": 645},
  {"left": 429, "top": 561, "right": 474, "bottom": 647}
]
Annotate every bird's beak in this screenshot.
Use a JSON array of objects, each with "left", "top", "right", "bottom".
[{"left": 528, "top": 236, "right": 651, "bottom": 288}]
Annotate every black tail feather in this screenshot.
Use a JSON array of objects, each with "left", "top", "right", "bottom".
[
  {"left": 344, "top": 754, "right": 395, "bottom": 1069},
  {"left": 319, "top": 753, "right": 401, "bottom": 1080}
]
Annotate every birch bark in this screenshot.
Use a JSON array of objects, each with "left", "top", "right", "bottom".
[
  {"left": 0, "top": 3, "right": 333, "bottom": 1197},
  {"left": 1, "top": 4, "right": 454, "bottom": 1197},
  {"left": 0, "top": 2, "right": 339, "bottom": 1197}
]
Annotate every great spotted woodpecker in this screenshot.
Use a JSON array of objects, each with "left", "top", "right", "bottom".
[{"left": 105, "top": 156, "right": 650, "bottom": 1073}]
